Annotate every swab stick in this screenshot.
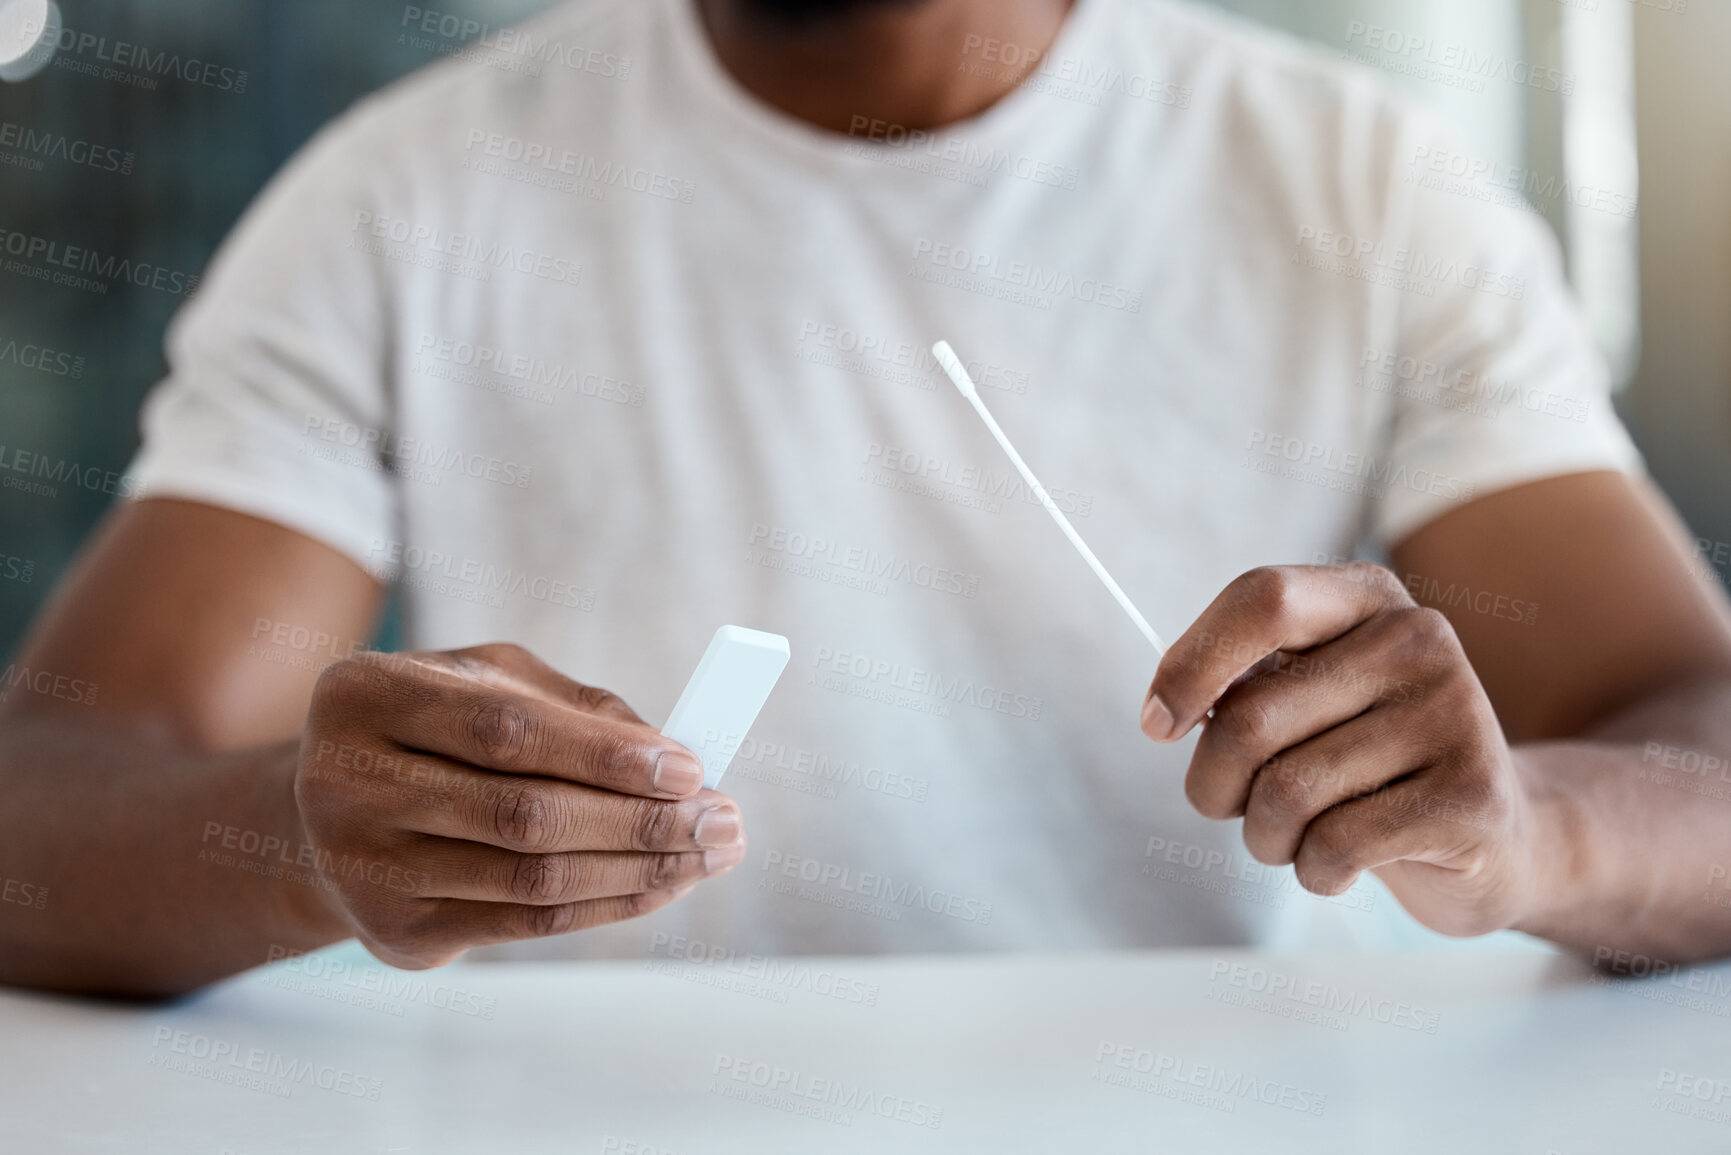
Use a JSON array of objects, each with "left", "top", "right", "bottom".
[{"left": 932, "top": 340, "right": 1167, "bottom": 657}]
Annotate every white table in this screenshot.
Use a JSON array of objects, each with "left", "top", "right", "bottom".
[{"left": 2, "top": 949, "right": 1728, "bottom": 1153}]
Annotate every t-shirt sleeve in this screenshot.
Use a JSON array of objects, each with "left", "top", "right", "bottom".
[
  {"left": 1369, "top": 112, "right": 1645, "bottom": 548},
  {"left": 125, "top": 104, "right": 399, "bottom": 579}
]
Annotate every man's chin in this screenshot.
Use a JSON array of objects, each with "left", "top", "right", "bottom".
[{"left": 738, "top": 0, "right": 931, "bottom": 27}]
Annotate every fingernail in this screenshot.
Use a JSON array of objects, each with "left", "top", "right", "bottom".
[
  {"left": 1141, "top": 694, "right": 1176, "bottom": 741},
  {"left": 653, "top": 751, "right": 704, "bottom": 795},
  {"left": 694, "top": 807, "right": 742, "bottom": 848},
  {"left": 703, "top": 841, "right": 747, "bottom": 875}
]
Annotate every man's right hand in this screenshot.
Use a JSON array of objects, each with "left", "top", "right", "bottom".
[{"left": 294, "top": 642, "right": 744, "bottom": 969}]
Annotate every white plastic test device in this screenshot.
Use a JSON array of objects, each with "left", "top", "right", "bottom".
[{"left": 660, "top": 625, "right": 791, "bottom": 789}]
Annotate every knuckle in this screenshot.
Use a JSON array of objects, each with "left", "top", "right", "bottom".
[
  {"left": 647, "top": 852, "right": 697, "bottom": 890},
  {"left": 1212, "top": 693, "right": 1280, "bottom": 756},
  {"left": 577, "top": 684, "right": 618, "bottom": 708},
  {"left": 576, "top": 684, "right": 632, "bottom": 718},
  {"left": 1347, "top": 561, "right": 1409, "bottom": 603},
  {"left": 1402, "top": 606, "right": 1458, "bottom": 654},
  {"left": 1424, "top": 670, "right": 1480, "bottom": 721},
  {"left": 454, "top": 644, "right": 550, "bottom": 689},
  {"left": 633, "top": 800, "right": 684, "bottom": 852},
  {"left": 509, "top": 853, "right": 572, "bottom": 904},
  {"left": 452, "top": 642, "right": 530, "bottom": 674},
  {"left": 1417, "top": 624, "right": 1467, "bottom": 685},
  {"left": 311, "top": 653, "right": 386, "bottom": 715},
  {"left": 521, "top": 902, "right": 582, "bottom": 939},
  {"left": 614, "top": 890, "right": 659, "bottom": 921},
  {"left": 590, "top": 727, "right": 641, "bottom": 784},
  {"left": 1254, "top": 760, "right": 1316, "bottom": 816},
  {"left": 491, "top": 780, "right": 559, "bottom": 851},
  {"left": 476, "top": 641, "right": 531, "bottom": 663},
  {"left": 444, "top": 653, "right": 494, "bottom": 683},
  {"left": 1304, "top": 819, "right": 1359, "bottom": 872},
  {"left": 1237, "top": 566, "right": 1298, "bottom": 623},
  {"left": 465, "top": 698, "right": 537, "bottom": 766}
]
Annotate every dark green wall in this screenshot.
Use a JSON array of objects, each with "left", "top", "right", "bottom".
[{"left": 0, "top": 0, "right": 556, "bottom": 653}]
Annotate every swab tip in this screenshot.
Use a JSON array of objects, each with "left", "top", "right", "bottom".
[{"left": 931, "top": 340, "right": 975, "bottom": 397}]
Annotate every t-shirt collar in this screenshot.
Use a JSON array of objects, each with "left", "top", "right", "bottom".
[{"left": 662, "top": 0, "right": 1114, "bottom": 168}]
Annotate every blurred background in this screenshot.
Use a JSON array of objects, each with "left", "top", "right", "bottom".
[{"left": 0, "top": 0, "right": 1726, "bottom": 657}]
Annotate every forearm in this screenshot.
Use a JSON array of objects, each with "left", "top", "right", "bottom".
[
  {"left": 1512, "top": 678, "right": 1731, "bottom": 965},
  {"left": 0, "top": 714, "right": 351, "bottom": 998}
]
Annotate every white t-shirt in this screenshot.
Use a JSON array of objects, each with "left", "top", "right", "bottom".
[{"left": 128, "top": 0, "right": 1641, "bottom": 959}]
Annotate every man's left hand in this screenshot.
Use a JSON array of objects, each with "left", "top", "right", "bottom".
[{"left": 1142, "top": 563, "right": 1545, "bottom": 936}]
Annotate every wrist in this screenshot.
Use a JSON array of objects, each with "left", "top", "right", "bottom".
[
  {"left": 1504, "top": 746, "right": 1597, "bottom": 942},
  {"left": 267, "top": 737, "right": 356, "bottom": 946}
]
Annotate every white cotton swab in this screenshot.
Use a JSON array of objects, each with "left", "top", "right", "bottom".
[{"left": 932, "top": 340, "right": 1167, "bottom": 657}]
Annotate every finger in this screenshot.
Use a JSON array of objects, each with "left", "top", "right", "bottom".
[
  {"left": 402, "top": 762, "right": 743, "bottom": 855},
  {"left": 1237, "top": 706, "right": 1434, "bottom": 865},
  {"left": 1290, "top": 772, "right": 1511, "bottom": 899},
  {"left": 1184, "top": 611, "right": 1433, "bottom": 820},
  {"left": 438, "top": 643, "right": 647, "bottom": 726},
  {"left": 368, "top": 887, "right": 696, "bottom": 968},
  {"left": 1144, "top": 563, "right": 1413, "bottom": 742},
  {"left": 305, "top": 743, "right": 744, "bottom": 854},
  {"left": 411, "top": 840, "right": 747, "bottom": 905},
  {"left": 316, "top": 653, "right": 704, "bottom": 797}
]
